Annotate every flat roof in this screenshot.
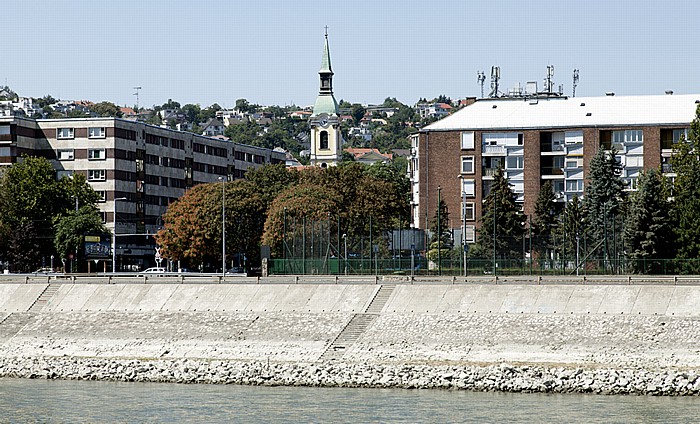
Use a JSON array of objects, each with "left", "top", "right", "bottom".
[{"left": 423, "top": 94, "right": 700, "bottom": 132}]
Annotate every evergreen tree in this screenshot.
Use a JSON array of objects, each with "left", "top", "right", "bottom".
[
  {"left": 531, "top": 181, "right": 558, "bottom": 260},
  {"left": 429, "top": 196, "right": 452, "bottom": 248},
  {"left": 583, "top": 146, "right": 624, "bottom": 263},
  {"left": 553, "top": 195, "right": 586, "bottom": 271},
  {"left": 473, "top": 167, "right": 526, "bottom": 262},
  {"left": 624, "top": 168, "right": 673, "bottom": 273},
  {"left": 670, "top": 105, "right": 700, "bottom": 264}
]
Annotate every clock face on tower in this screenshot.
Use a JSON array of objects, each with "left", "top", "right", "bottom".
[{"left": 317, "top": 113, "right": 330, "bottom": 128}]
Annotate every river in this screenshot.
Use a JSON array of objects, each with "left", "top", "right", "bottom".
[{"left": 1, "top": 378, "right": 697, "bottom": 423}]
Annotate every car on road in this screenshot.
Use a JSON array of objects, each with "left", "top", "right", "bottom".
[{"left": 138, "top": 267, "right": 167, "bottom": 276}]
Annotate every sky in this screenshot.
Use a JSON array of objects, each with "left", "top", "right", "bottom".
[{"left": 3, "top": 0, "right": 700, "bottom": 109}]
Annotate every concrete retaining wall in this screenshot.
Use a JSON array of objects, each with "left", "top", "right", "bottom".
[{"left": 4, "top": 283, "right": 700, "bottom": 316}]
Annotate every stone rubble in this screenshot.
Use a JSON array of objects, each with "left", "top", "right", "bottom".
[{"left": 1, "top": 356, "right": 699, "bottom": 396}]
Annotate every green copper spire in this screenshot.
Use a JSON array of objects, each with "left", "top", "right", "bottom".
[
  {"left": 313, "top": 28, "right": 339, "bottom": 116},
  {"left": 320, "top": 29, "right": 332, "bottom": 74}
]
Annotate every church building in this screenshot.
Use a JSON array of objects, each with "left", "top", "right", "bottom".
[{"left": 309, "top": 30, "right": 343, "bottom": 168}]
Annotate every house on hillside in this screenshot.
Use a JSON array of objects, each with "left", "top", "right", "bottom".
[{"left": 345, "top": 147, "right": 392, "bottom": 165}]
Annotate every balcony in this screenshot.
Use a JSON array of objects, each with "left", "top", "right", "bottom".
[
  {"left": 662, "top": 163, "right": 673, "bottom": 174},
  {"left": 541, "top": 166, "right": 564, "bottom": 176},
  {"left": 540, "top": 143, "right": 565, "bottom": 154},
  {"left": 482, "top": 145, "right": 506, "bottom": 156},
  {"left": 482, "top": 167, "right": 498, "bottom": 177}
]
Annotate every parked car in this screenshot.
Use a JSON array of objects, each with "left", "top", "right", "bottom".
[
  {"left": 225, "top": 267, "right": 247, "bottom": 276},
  {"left": 138, "top": 267, "right": 166, "bottom": 276}
]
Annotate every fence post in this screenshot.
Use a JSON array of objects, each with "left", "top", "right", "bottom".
[
  {"left": 294, "top": 275, "right": 299, "bottom": 284},
  {"left": 335, "top": 275, "right": 339, "bottom": 284},
  {"left": 628, "top": 275, "right": 631, "bottom": 285},
  {"left": 494, "top": 275, "right": 498, "bottom": 285}
]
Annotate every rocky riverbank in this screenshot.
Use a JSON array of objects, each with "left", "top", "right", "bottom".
[{"left": 1, "top": 356, "right": 699, "bottom": 396}]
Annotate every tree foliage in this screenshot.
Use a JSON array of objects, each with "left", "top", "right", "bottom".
[
  {"left": 472, "top": 167, "right": 526, "bottom": 260},
  {"left": 624, "top": 168, "right": 673, "bottom": 273},
  {"left": 54, "top": 206, "right": 109, "bottom": 261},
  {"left": 670, "top": 105, "right": 700, "bottom": 261},
  {"left": 89, "top": 101, "right": 123, "bottom": 117}
]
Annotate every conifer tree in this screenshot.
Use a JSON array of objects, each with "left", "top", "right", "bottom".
[
  {"left": 670, "top": 105, "right": 700, "bottom": 265},
  {"left": 583, "top": 146, "right": 624, "bottom": 262},
  {"left": 429, "top": 197, "right": 452, "bottom": 248},
  {"left": 553, "top": 194, "right": 586, "bottom": 271},
  {"left": 624, "top": 168, "right": 673, "bottom": 273},
  {"left": 473, "top": 167, "right": 526, "bottom": 261},
  {"left": 531, "top": 180, "right": 558, "bottom": 260}
]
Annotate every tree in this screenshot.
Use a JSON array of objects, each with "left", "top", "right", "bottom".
[
  {"left": 155, "top": 180, "right": 267, "bottom": 269},
  {"left": 0, "top": 156, "right": 100, "bottom": 271},
  {"left": 53, "top": 206, "right": 109, "bottom": 263},
  {"left": 350, "top": 103, "right": 366, "bottom": 125},
  {"left": 670, "top": 105, "right": 700, "bottom": 262},
  {"left": 426, "top": 195, "right": 452, "bottom": 264},
  {"left": 530, "top": 181, "right": 558, "bottom": 260},
  {"left": 225, "top": 120, "right": 260, "bottom": 145},
  {"left": 624, "top": 168, "right": 673, "bottom": 273},
  {"left": 553, "top": 194, "right": 586, "bottom": 271},
  {"left": 161, "top": 99, "right": 181, "bottom": 110},
  {"left": 583, "top": 146, "right": 624, "bottom": 263},
  {"left": 89, "top": 101, "right": 123, "bottom": 117},
  {"left": 236, "top": 99, "right": 251, "bottom": 113},
  {"left": 472, "top": 167, "right": 526, "bottom": 262},
  {"left": 181, "top": 103, "right": 202, "bottom": 123}
]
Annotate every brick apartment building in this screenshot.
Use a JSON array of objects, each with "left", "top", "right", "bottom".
[
  {"left": 0, "top": 116, "right": 285, "bottom": 270},
  {"left": 408, "top": 93, "right": 699, "bottom": 245}
]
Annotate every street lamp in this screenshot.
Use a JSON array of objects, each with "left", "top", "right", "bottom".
[
  {"left": 342, "top": 233, "right": 347, "bottom": 275},
  {"left": 112, "top": 197, "right": 127, "bottom": 273},
  {"left": 218, "top": 176, "right": 226, "bottom": 277}
]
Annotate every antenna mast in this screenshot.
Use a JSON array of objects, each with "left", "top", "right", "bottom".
[
  {"left": 572, "top": 69, "right": 579, "bottom": 97},
  {"left": 477, "top": 71, "right": 485, "bottom": 98},
  {"left": 489, "top": 66, "right": 500, "bottom": 98},
  {"left": 133, "top": 86, "right": 142, "bottom": 110},
  {"left": 544, "top": 65, "right": 555, "bottom": 94}
]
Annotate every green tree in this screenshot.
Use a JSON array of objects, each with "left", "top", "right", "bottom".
[
  {"left": 0, "top": 157, "right": 100, "bottom": 271},
  {"left": 472, "top": 167, "right": 526, "bottom": 262},
  {"left": 624, "top": 168, "right": 673, "bottom": 273},
  {"left": 89, "top": 101, "right": 123, "bottom": 117},
  {"left": 670, "top": 105, "right": 700, "bottom": 263},
  {"left": 583, "top": 146, "right": 624, "bottom": 263},
  {"left": 225, "top": 120, "right": 261, "bottom": 145},
  {"left": 236, "top": 98, "right": 251, "bottom": 113},
  {"left": 530, "top": 181, "right": 558, "bottom": 260},
  {"left": 181, "top": 103, "right": 202, "bottom": 123},
  {"left": 553, "top": 194, "right": 586, "bottom": 271},
  {"left": 350, "top": 103, "right": 366, "bottom": 125},
  {"left": 53, "top": 206, "right": 109, "bottom": 263}
]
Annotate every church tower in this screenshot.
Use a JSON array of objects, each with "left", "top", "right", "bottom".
[{"left": 309, "top": 29, "right": 343, "bottom": 168}]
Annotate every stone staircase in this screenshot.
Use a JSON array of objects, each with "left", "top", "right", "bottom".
[
  {"left": 318, "top": 284, "right": 397, "bottom": 362},
  {"left": 27, "top": 283, "right": 61, "bottom": 312}
]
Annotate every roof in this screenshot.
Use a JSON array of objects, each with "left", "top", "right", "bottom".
[
  {"left": 313, "top": 95, "right": 339, "bottom": 116},
  {"left": 320, "top": 34, "right": 332, "bottom": 74},
  {"left": 346, "top": 148, "right": 393, "bottom": 161},
  {"left": 423, "top": 94, "right": 700, "bottom": 132}
]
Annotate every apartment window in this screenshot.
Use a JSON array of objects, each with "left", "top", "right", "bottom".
[
  {"left": 88, "top": 169, "right": 106, "bottom": 181},
  {"left": 565, "top": 180, "right": 584, "bottom": 192},
  {"left": 462, "top": 178, "right": 475, "bottom": 196},
  {"left": 95, "top": 191, "right": 106, "bottom": 202},
  {"left": 506, "top": 156, "right": 523, "bottom": 169},
  {"left": 88, "top": 127, "right": 106, "bottom": 138},
  {"left": 56, "top": 128, "right": 74, "bottom": 139},
  {"left": 462, "top": 202, "right": 475, "bottom": 221},
  {"left": 673, "top": 129, "right": 688, "bottom": 143},
  {"left": 464, "top": 225, "right": 476, "bottom": 243},
  {"left": 461, "top": 131, "right": 475, "bottom": 149},
  {"left": 461, "top": 156, "right": 474, "bottom": 174},
  {"left": 88, "top": 149, "right": 106, "bottom": 160},
  {"left": 57, "top": 149, "right": 74, "bottom": 161}
]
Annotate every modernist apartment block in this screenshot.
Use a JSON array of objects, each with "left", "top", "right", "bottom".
[
  {"left": 0, "top": 116, "right": 285, "bottom": 269},
  {"left": 408, "top": 94, "right": 698, "bottom": 244}
]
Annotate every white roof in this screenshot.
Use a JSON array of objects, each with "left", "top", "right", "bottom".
[{"left": 423, "top": 94, "right": 700, "bottom": 131}]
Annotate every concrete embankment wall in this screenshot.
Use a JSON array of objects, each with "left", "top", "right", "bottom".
[
  {"left": 2, "top": 283, "right": 700, "bottom": 370},
  {"left": 2, "top": 283, "right": 700, "bottom": 316}
]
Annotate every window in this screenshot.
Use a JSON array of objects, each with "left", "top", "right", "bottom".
[
  {"left": 57, "top": 149, "right": 74, "bottom": 161},
  {"left": 673, "top": 129, "right": 688, "bottom": 143},
  {"left": 461, "top": 156, "right": 474, "bottom": 174},
  {"left": 464, "top": 225, "right": 476, "bottom": 243},
  {"left": 506, "top": 156, "right": 523, "bottom": 169},
  {"left": 565, "top": 180, "right": 584, "bottom": 192},
  {"left": 57, "top": 128, "right": 74, "bottom": 139},
  {"left": 88, "top": 149, "right": 105, "bottom": 160},
  {"left": 88, "top": 169, "right": 106, "bottom": 181},
  {"left": 88, "top": 127, "right": 105, "bottom": 138},
  {"left": 565, "top": 159, "right": 580, "bottom": 169},
  {"left": 461, "top": 131, "right": 474, "bottom": 149},
  {"left": 95, "top": 191, "right": 106, "bottom": 202},
  {"left": 320, "top": 131, "right": 329, "bottom": 150},
  {"left": 462, "top": 179, "right": 475, "bottom": 196},
  {"left": 565, "top": 131, "right": 583, "bottom": 144},
  {"left": 462, "top": 202, "right": 475, "bottom": 221}
]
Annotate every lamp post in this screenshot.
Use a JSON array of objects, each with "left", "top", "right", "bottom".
[
  {"left": 112, "top": 197, "right": 127, "bottom": 273},
  {"left": 218, "top": 176, "right": 226, "bottom": 277},
  {"left": 342, "top": 233, "right": 347, "bottom": 275},
  {"left": 437, "top": 186, "right": 442, "bottom": 276}
]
